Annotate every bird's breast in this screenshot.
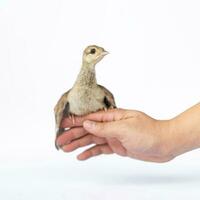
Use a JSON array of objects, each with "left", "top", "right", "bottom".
[{"left": 68, "top": 86, "right": 105, "bottom": 116}]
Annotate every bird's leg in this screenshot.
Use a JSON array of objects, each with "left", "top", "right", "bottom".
[
  {"left": 69, "top": 114, "right": 75, "bottom": 125},
  {"left": 110, "top": 105, "right": 115, "bottom": 109},
  {"left": 104, "top": 107, "right": 108, "bottom": 112},
  {"left": 72, "top": 114, "right": 75, "bottom": 124}
]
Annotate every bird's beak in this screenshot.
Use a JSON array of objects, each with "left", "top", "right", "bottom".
[{"left": 101, "top": 51, "right": 109, "bottom": 56}]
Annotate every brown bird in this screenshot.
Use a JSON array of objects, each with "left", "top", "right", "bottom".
[{"left": 54, "top": 45, "right": 116, "bottom": 149}]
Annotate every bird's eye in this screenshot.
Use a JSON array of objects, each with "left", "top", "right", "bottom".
[{"left": 90, "top": 48, "right": 96, "bottom": 54}]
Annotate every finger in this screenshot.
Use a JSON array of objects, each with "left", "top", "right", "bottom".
[
  {"left": 107, "top": 138, "right": 127, "bottom": 156},
  {"left": 83, "top": 120, "right": 124, "bottom": 139},
  {"left": 56, "top": 127, "right": 87, "bottom": 147},
  {"left": 77, "top": 144, "right": 113, "bottom": 160},
  {"left": 62, "top": 135, "right": 107, "bottom": 152},
  {"left": 61, "top": 108, "right": 131, "bottom": 128}
]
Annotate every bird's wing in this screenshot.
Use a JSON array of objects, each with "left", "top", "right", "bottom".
[
  {"left": 54, "top": 90, "right": 71, "bottom": 149},
  {"left": 54, "top": 89, "right": 71, "bottom": 130},
  {"left": 98, "top": 84, "right": 116, "bottom": 108}
]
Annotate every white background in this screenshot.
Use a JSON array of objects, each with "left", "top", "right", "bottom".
[{"left": 0, "top": 0, "right": 200, "bottom": 199}]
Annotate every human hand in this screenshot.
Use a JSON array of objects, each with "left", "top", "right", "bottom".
[{"left": 56, "top": 109, "right": 174, "bottom": 162}]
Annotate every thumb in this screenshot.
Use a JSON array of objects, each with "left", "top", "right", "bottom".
[{"left": 83, "top": 120, "right": 120, "bottom": 138}]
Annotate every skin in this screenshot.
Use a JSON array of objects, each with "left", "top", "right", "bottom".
[{"left": 56, "top": 103, "right": 200, "bottom": 163}]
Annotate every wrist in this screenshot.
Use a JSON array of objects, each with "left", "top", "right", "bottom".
[
  {"left": 155, "top": 119, "right": 176, "bottom": 161},
  {"left": 169, "top": 116, "right": 200, "bottom": 156}
]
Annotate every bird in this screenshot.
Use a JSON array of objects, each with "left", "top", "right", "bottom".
[{"left": 54, "top": 45, "right": 116, "bottom": 149}]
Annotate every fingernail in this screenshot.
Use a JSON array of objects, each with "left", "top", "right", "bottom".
[{"left": 83, "top": 120, "right": 96, "bottom": 129}]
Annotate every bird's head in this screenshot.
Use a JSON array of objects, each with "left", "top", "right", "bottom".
[{"left": 82, "top": 45, "right": 109, "bottom": 65}]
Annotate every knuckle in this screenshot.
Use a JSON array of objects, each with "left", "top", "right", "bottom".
[{"left": 95, "top": 122, "right": 105, "bottom": 132}]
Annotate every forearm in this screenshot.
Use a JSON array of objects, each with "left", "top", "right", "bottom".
[{"left": 168, "top": 103, "right": 200, "bottom": 157}]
